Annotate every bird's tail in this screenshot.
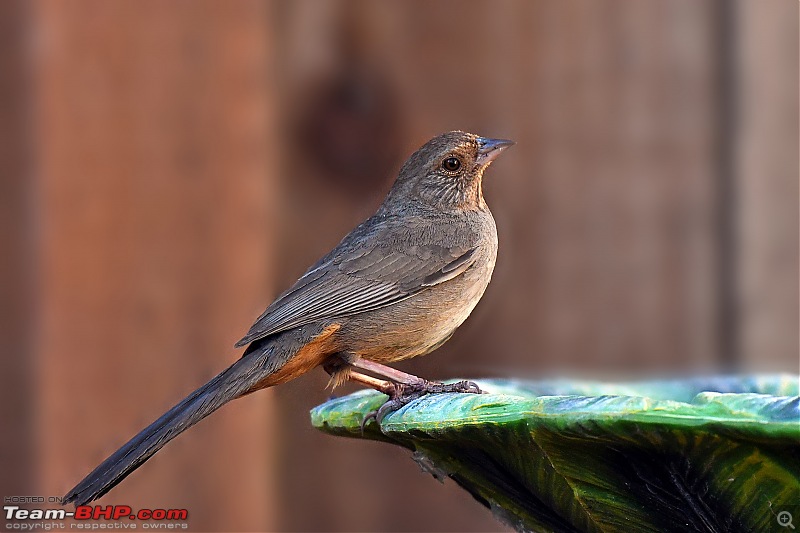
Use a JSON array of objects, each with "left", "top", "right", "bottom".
[{"left": 63, "top": 342, "right": 277, "bottom": 507}]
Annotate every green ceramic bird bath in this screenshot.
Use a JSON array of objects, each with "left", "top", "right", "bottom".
[{"left": 311, "top": 375, "right": 799, "bottom": 532}]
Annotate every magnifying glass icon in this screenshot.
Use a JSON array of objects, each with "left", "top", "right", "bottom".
[{"left": 778, "top": 511, "right": 795, "bottom": 529}]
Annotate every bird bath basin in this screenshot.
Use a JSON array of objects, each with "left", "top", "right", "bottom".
[{"left": 311, "top": 375, "right": 799, "bottom": 532}]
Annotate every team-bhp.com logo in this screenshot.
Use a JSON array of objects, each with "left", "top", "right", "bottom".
[{"left": 4, "top": 503, "right": 189, "bottom": 530}]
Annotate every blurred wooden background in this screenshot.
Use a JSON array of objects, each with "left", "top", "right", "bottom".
[{"left": 1, "top": 1, "right": 797, "bottom": 531}]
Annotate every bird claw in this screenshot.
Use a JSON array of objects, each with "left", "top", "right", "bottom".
[
  {"left": 360, "top": 411, "right": 377, "bottom": 433},
  {"left": 360, "top": 380, "right": 483, "bottom": 433},
  {"left": 360, "top": 390, "right": 426, "bottom": 433}
]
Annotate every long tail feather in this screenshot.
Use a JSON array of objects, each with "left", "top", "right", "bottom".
[{"left": 63, "top": 345, "right": 271, "bottom": 506}]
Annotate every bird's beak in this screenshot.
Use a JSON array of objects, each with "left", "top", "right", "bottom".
[{"left": 476, "top": 137, "right": 515, "bottom": 166}]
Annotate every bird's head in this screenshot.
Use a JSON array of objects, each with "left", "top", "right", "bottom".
[{"left": 386, "top": 131, "right": 514, "bottom": 212}]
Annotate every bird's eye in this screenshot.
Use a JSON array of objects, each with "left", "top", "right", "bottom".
[{"left": 441, "top": 157, "right": 462, "bottom": 173}]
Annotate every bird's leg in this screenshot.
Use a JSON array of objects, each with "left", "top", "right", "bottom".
[
  {"left": 323, "top": 360, "right": 407, "bottom": 430},
  {"left": 347, "top": 358, "right": 426, "bottom": 387},
  {"left": 344, "top": 358, "right": 482, "bottom": 429},
  {"left": 323, "top": 359, "right": 395, "bottom": 395},
  {"left": 341, "top": 369, "right": 398, "bottom": 397},
  {"left": 340, "top": 370, "right": 426, "bottom": 432},
  {"left": 349, "top": 357, "right": 482, "bottom": 395}
]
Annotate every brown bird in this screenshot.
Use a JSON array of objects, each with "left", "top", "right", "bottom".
[{"left": 63, "top": 130, "right": 513, "bottom": 506}]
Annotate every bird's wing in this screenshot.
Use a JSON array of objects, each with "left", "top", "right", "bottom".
[{"left": 234, "top": 230, "right": 477, "bottom": 347}]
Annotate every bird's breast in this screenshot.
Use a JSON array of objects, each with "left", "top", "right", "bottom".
[{"left": 339, "top": 234, "right": 497, "bottom": 364}]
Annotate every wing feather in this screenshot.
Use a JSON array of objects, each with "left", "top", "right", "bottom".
[{"left": 235, "top": 224, "right": 478, "bottom": 347}]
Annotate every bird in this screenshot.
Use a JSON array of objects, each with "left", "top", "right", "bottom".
[{"left": 63, "top": 130, "right": 513, "bottom": 506}]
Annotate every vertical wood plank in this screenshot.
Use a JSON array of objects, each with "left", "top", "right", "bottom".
[
  {"left": 0, "top": 0, "right": 36, "bottom": 500},
  {"left": 269, "top": 1, "right": 511, "bottom": 530},
  {"left": 735, "top": 1, "right": 799, "bottom": 371},
  {"left": 33, "top": 1, "right": 278, "bottom": 529}
]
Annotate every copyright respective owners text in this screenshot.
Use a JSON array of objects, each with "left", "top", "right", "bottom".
[{"left": 4, "top": 496, "right": 189, "bottom": 532}]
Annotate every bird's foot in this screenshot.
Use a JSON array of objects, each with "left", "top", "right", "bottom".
[
  {"left": 360, "top": 386, "right": 427, "bottom": 432},
  {"left": 420, "top": 379, "right": 483, "bottom": 395},
  {"left": 360, "top": 379, "right": 482, "bottom": 432}
]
